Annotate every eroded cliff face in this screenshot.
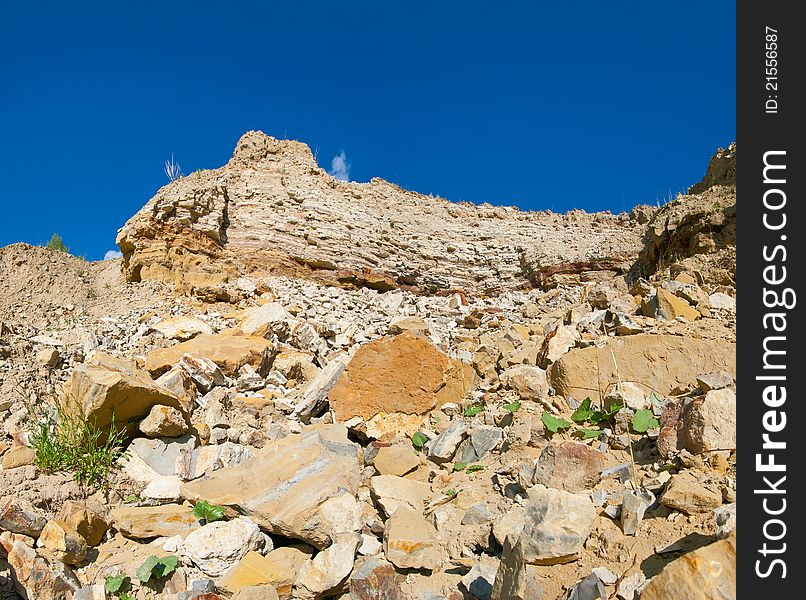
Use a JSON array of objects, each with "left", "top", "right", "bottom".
[{"left": 116, "top": 131, "right": 648, "bottom": 296}]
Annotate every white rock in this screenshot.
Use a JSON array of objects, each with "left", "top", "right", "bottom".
[{"left": 182, "top": 517, "right": 267, "bottom": 577}]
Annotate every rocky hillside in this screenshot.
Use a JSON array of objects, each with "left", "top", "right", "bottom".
[{"left": 1, "top": 139, "right": 736, "bottom": 600}]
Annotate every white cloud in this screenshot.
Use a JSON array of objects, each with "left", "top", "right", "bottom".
[
  {"left": 104, "top": 249, "right": 123, "bottom": 260},
  {"left": 329, "top": 150, "right": 350, "bottom": 181}
]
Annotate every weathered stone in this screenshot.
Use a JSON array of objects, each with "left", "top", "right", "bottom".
[
  {"left": 714, "top": 503, "right": 736, "bottom": 538},
  {"left": 1, "top": 445, "right": 36, "bottom": 469},
  {"left": 37, "top": 347, "right": 61, "bottom": 367},
  {"left": 620, "top": 489, "right": 655, "bottom": 536},
  {"left": 295, "top": 534, "right": 359, "bottom": 599},
  {"left": 238, "top": 303, "right": 294, "bottom": 338},
  {"left": 550, "top": 335, "right": 736, "bottom": 403},
  {"left": 349, "top": 555, "right": 405, "bottom": 600},
  {"left": 388, "top": 316, "right": 429, "bottom": 336},
  {"left": 0, "top": 496, "right": 46, "bottom": 537},
  {"left": 38, "top": 519, "right": 88, "bottom": 565},
  {"left": 499, "top": 365, "right": 550, "bottom": 401},
  {"left": 462, "top": 503, "right": 494, "bottom": 525},
  {"left": 152, "top": 316, "right": 213, "bottom": 340},
  {"left": 62, "top": 351, "right": 184, "bottom": 434},
  {"left": 680, "top": 388, "right": 736, "bottom": 454},
  {"left": 329, "top": 332, "right": 474, "bottom": 420},
  {"left": 532, "top": 441, "right": 607, "bottom": 493},
  {"left": 641, "top": 288, "right": 700, "bottom": 321},
  {"left": 369, "top": 475, "right": 431, "bottom": 517},
  {"left": 110, "top": 504, "right": 199, "bottom": 539},
  {"left": 542, "top": 325, "right": 578, "bottom": 364},
  {"left": 177, "top": 442, "right": 253, "bottom": 481},
  {"left": 6, "top": 540, "right": 81, "bottom": 600},
  {"left": 232, "top": 585, "right": 280, "bottom": 600},
  {"left": 56, "top": 501, "right": 108, "bottom": 547},
  {"left": 181, "top": 430, "right": 360, "bottom": 548},
  {"left": 696, "top": 371, "right": 734, "bottom": 393},
  {"left": 182, "top": 517, "right": 266, "bottom": 577},
  {"left": 427, "top": 418, "right": 468, "bottom": 462},
  {"left": 491, "top": 537, "right": 541, "bottom": 600},
  {"left": 455, "top": 426, "right": 503, "bottom": 463},
  {"left": 640, "top": 533, "right": 736, "bottom": 600},
  {"left": 519, "top": 485, "right": 595, "bottom": 564},
  {"left": 492, "top": 508, "right": 527, "bottom": 547},
  {"left": 139, "top": 404, "right": 189, "bottom": 437},
  {"left": 141, "top": 476, "right": 183, "bottom": 501},
  {"left": 660, "top": 473, "right": 722, "bottom": 514},
  {"left": 461, "top": 562, "right": 497, "bottom": 600},
  {"left": 372, "top": 445, "right": 420, "bottom": 476},
  {"left": 181, "top": 354, "right": 227, "bottom": 393},
  {"left": 146, "top": 334, "right": 275, "bottom": 376},
  {"left": 126, "top": 434, "right": 196, "bottom": 476},
  {"left": 221, "top": 547, "right": 311, "bottom": 597},
  {"left": 708, "top": 292, "right": 736, "bottom": 311},
  {"left": 292, "top": 355, "right": 348, "bottom": 420},
  {"left": 383, "top": 506, "right": 441, "bottom": 571},
  {"left": 73, "top": 584, "right": 107, "bottom": 600},
  {"left": 603, "top": 382, "right": 648, "bottom": 411}
]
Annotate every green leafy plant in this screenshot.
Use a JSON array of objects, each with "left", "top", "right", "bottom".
[
  {"left": 105, "top": 574, "right": 128, "bottom": 593},
  {"left": 466, "top": 464, "right": 484, "bottom": 474},
  {"left": 463, "top": 403, "right": 485, "bottom": 417},
  {"left": 631, "top": 408, "right": 659, "bottom": 433},
  {"left": 124, "top": 494, "right": 139, "bottom": 504},
  {"left": 45, "top": 233, "right": 69, "bottom": 253},
  {"left": 503, "top": 401, "right": 521, "bottom": 413},
  {"left": 453, "top": 462, "right": 467, "bottom": 472},
  {"left": 136, "top": 555, "right": 179, "bottom": 584},
  {"left": 445, "top": 488, "right": 460, "bottom": 498},
  {"left": 26, "top": 395, "right": 127, "bottom": 488},
  {"left": 411, "top": 432, "right": 429, "bottom": 451},
  {"left": 541, "top": 412, "right": 572, "bottom": 433},
  {"left": 193, "top": 499, "right": 226, "bottom": 524}
]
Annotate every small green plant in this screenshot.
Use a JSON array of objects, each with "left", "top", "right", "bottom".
[
  {"left": 453, "top": 462, "right": 467, "bottom": 472},
  {"left": 502, "top": 401, "right": 521, "bottom": 413},
  {"left": 411, "top": 432, "right": 429, "bottom": 451},
  {"left": 445, "top": 488, "right": 460, "bottom": 498},
  {"left": 463, "top": 403, "right": 485, "bottom": 417},
  {"left": 105, "top": 573, "right": 135, "bottom": 599},
  {"left": 630, "top": 408, "right": 660, "bottom": 433},
  {"left": 465, "top": 464, "right": 484, "bottom": 474},
  {"left": 136, "top": 555, "right": 179, "bottom": 584},
  {"left": 541, "top": 412, "right": 572, "bottom": 433},
  {"left": 124, "top": 494, "right": 139, "bottom": 504},
  {"left": 26, "top": 395, "right": 127, "bottom": 488},
  {"left": 192, "top": 499, "right": 226, "bottom": 524},
  {"left": 45, "top": 233, "right": 70, "bottom": 253}
]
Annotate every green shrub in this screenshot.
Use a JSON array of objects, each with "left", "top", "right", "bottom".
[
  {"left": 45, "top": 233, "right": 70, "bottom": 253},
  {"left": 26, "top": 395, "right": 127, "bottom": 488}
]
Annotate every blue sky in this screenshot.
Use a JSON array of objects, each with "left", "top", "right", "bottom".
[{"left": 0, "top": 1, "right": 735, "bottom": 260}]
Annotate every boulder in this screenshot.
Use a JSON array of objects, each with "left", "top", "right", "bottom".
[
  {"left": 182, "top": 517, "right": 266, "bottom": 577},
  {"left": 181, "top": 430, "right": 361, "bottom": 548},
  {"left": 499, "top": 365, "right": 550, "bottom": 402},
  {"left": 454, "top": 426, "right": 503, "bottom": 463},
  {"left": 56, "top": 501, "right": 108, "bottom": 547},
  {"left": 532, "top": 441, "right": 607, "bottom": 493},
  {"left": 641, "top": 533, "right": 736, "bottom": 600},
  {"left": 5, "top": 540, "right": 81, "bottom": 600},
  {"left": 221, "top": 546, "right": 313, "bottom": 598},
  {"left": 294, "top": 535, "right": 360, "bottom": 599},
  {"left": 349, "top": 556, "right": 406, "bottom": 600},
  {"left": 38, "top": 520, "right": 88, "bottom": 565},
  {"left": 152, "top": 316, "right": 213, "bottom": 340},
  {"left": 372, "top": 446, "right": 420, "bottom": 476},
  {"left": 660, "top": 473, "right": 722, "bottom": 514},
  {"left": 1, "top": 445, "right": 36, "bottom": 469},
  {"left": 329, "top": 332, "right": 474, "bottom": 420},
  {"left": 550, "top": 335, "right": 736, "bottom": 403},
  {"left": 427, "top": 418, "right": 468, "bottom": 462},
  {"left": 369, "top": 475, "right": 431, "bottom": 517},
  {"left": 139, "top": 404, "right": 189, "bottom": 438},
  {"left": 146, "top": 334, "right": 275, "bottom": 376},
  {"left": 62, "top": 351, "right": 184, "bottom": 434},
  {"left": 0, "top": 496, "right": 46, "bottom": 537},
  {"left": 641, "top": 288, "right": 700, "bottom": 321},
  {"left": 383, "top": 506, "right": 441, "bottom": 571},
  {"left": 109, "top": 504, "right": 199, "bottom": 539},
  {"left": 519, "top": 485, "right": 595, "bottom": 564},
  {"left": 657, "top": 389, "right": 736, "bottom": 457}
]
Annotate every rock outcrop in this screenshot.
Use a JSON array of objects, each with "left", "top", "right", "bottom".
[{"left": 116, "top": 131, "right": 647, "bottom": 296}]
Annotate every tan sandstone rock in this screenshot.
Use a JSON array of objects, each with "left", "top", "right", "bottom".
[
  {"left": 146, "top": 333, "right": 275, "bottom": 376},
  {"left": 329, "top": 332, "right": 475, "bottom": 420},
  {"left": 550, "top": 334, "right": 736, "bottom": 403}
]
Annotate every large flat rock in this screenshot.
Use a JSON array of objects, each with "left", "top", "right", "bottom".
[{"left": 550, "top": 334, "right": 736, "bottom": 403}]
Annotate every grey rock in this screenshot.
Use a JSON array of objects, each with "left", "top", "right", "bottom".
[
  {"left": 455, "top": 426, "right": 503, "bottom": 463},
  {"left": 427, "top": 418, "right": 468, "bottom": 462},
  {"left": 620, "top": 488, "right": 655, "bottom": 535},
  {"left": 126, "top": 434, "right": 196, "bottom": 477}
]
